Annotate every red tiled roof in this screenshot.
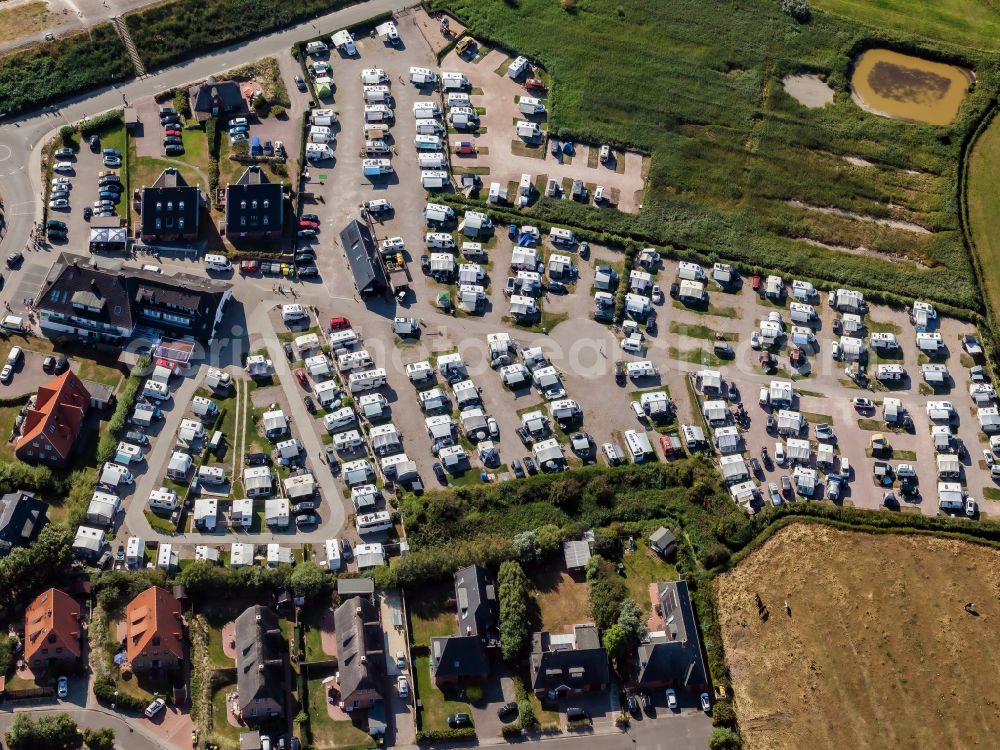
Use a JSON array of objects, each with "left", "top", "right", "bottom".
[
  {"left": 125, "top": 586, "right": 184, "bottom": 663},
  {"left": 24, "top": 588, "right": 81, "bottom": 662},
  {"left": 15, "top": 370, "right": 90, "bottom": 461}
]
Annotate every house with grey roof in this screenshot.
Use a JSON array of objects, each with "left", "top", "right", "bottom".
[
  {"left": 0, "top": 491, "right": 47, "bottom": 557},
  {"left": 334, "top": 597, "right": 383, "bottom": 711},
  {"left": 529, "top": 624, "right": 609, "bottom": 698},
  {"left": 234, "top": 605, "right": 286, "bottom": 722},
  {"left": 632, "top": 580, "right": 708, "bottom": 692},
  {"left": 430, "top": 565, "right": 499, "bottom": 686}
]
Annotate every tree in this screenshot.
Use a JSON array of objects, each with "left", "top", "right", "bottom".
[
  {"left": 290, "top": 561, "right": 330, "bottom": 602},
  {"left": 709, "top": 727, "right": 742, "bottom": 750},
  {"left": 498, "top": 561, "right": 531, "bottom": 662},
  {"left": 83, "top": 727, "right": 115, "bottom": 750},
  {"left": 177, "top": 560, "right": 228, "bottom": 596},
  {"left": 516, "top": 698, "right": 537, "bottom": 729},
  {"left": 602, "top": 623, "right": 629, "bottom": 659},
  {"left": 512, "top": 530, "right": 538, "bottom": 563},
  {"left": 616, "top": 598, "right": 647, "bottom": 647},
  {"left": 711, "top": 700, "right": 737, "bottom": 728},
  {"left": 6, "top": 712, "right": 83, "bottom": 750},
  {"left": 535, "top": 524, "right": 563, "bottom": 557}
]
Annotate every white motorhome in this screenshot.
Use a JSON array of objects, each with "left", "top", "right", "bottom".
[
  {"left": 508, "top": 56, "right": 530, "bottom": 79},
  {"left": 425, "top": 232, "right": 456, "bottom": 249},
  {"left": 356, "top": 510, "right": 393, "bottom": 535},
  {"left": 409, "top": 66, "right": 437, "bottom": 85},
  {"left": 421, "top": 170, "right": 450, "bottom": 189},
  {"left": 515, "top": 120, "right": 541, "bottom": 140},
  {"left": 518, "top": 96, "right": 546, "bottom": 115},
  {"left": 415, "top": 118, "right": 445, "bottom": 135},
  {"left": 361, "top": 68, "right": 389, "bottom": 85},
  {"left": 441, "top": 71, "right": 469, "bottom": 90},
  {"left": 364, "top": 105, "right": 394, "bottom": 123},
  {"left": 418, "top": 152, "right": 446, "bottom": 169},
  {"left": 446, "top": 92, "right": 471, "bottom": 108},
  {"left": 281, "top": 303, "right": 308, "bottom": 323},
  {"left": 363, "top": 85, "right": 392, "bottom": 104},
  {"left": 204, "top": 254, "right": 232, "bottom": 272},
  {"left": 413, "top": 101, "right": 441, "bottom": 119},
  {"left": 348, "top": 368, "right": 387, "bottom": 393},
  {"left": 142, "top": 380, "right": 170, "bottom": 401}
]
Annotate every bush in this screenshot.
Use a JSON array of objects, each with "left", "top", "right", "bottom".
[
  {"left": 172, "top": 88, "right": 191, "bottom": 119},
  {"left": 498, "top": 560, "right": 531, "bottom": 662},
  {"left": 417, "top": 728, "right": 476, "bottom": 743},
  {"left": 711, "top": 700, "right": 737, "bottom": 728},
  {"left": 79, "top": 109, "right": 124, "bottom": 135},
  {"left": 59, "top": 126, "right": 75, "bottom": 144},
  {"left": 709, "top": 727, "right": 742, "bottom": 750},
  {"left": 93, "top": 677, "right": 147, "bottom": 712},
  {"left": 501, "top": 723, "right": 522, "bottom": 738},
  {"left": 516, "top": 698, "right": 537, "bottom": 729},
  {"left": 778, "top": 0, "right": 811, "bottom": 22},
  {"left": 271, "top": 105, "right": 286, "bottom": 118}
]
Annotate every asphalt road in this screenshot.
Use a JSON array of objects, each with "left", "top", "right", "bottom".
[
  {"left": 0, "top": 706, "right": 164, "bottom": 750},
  {"left": 0, "top": 0, "right": 400, "bottom": 285}
]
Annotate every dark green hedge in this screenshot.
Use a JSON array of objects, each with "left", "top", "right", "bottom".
[
  {"left": 94, "top": 677, "right": 147, "bottom": 712},
  {"left": 417, "top": 728, "right": 476, "bottom": 743},
  {"left": 0, "top": 25, "right": 131, "bottom": 114}
]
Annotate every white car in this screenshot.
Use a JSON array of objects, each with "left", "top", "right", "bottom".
[
  {"left": 831, "top": 340, "right": 841, "bottom": 359},
  {"left": 53, "top": 161, "right": 74, "bottom": 173},
  {"left": 852, "top": 397, "right": 874, "bottom": 410},
  {"left": 593, "top": 185, "right": 606, "bottom": 203},
  {"left": 397, "top": 676, "right": 409, "bottom": 697},
  {"left": 487, "top": 416, "right": 499, "bottom": 439},
  {"left": 966, "top": 497, "right": 977, "bottom": 518},
  {"left": 666, "top": 689, "right": 678, "bottom": 710},
  {"left": 750, "top": 330, "right": 761, "bottom": 350},
  {"left": 984, "top": 449, "right": 995, "bottom": 467},
  {"left": 57, "top": 676, "right": 68, "bottom": 698},
  {"left": 144, "top": 697, "right": 166, "bottom": 718},
  {"left": 51, "top": 177, "right": 71, "bottom": 187},
  {"left": 364, "top": 199, "right": 392, "bottom": 214},
  {"left": 700, "top": 693, "right": 711, "bottom": 712},
  {"left": 104, "top": 156, "right": 122, "bottom": 168},
  {"left": 651, "top": 285, "right": 663, "bottom": 304},
  {"left": 630, "top": 401, "right": 646, "bottom": 422},
  {"left": 621, "top": 336, "right": 643, "bottom": 354},
  {"left": 49, "top": 198, "right": 69, "bottom": 209},
  {"left": 1, "top": 364, "right": 13, "bottom": 383}
]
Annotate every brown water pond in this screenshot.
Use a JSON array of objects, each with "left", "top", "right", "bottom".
[{"left": 851, "top": 48, "right": 973, "bottom": 126}]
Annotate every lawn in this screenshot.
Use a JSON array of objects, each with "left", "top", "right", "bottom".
[
  {"left": 621, "top": 547, "right": 677, "bottom": 615},
  {"left": 407, "top": 582, "right": 455, "bottom": 647},
  {"left": 529, "top": 567, "right": 589, "bottom": 635},
  {"left": 432, "top": 0, "right": 989, "bottom": 311},
  {"left": 306, "top": 668, "right": 375, "bottom": 750},
  {"left": 210, "top": 682, "right": 240, "bottom": 743},
  {"left": 414, "top": 655, "right": 473, "bottom": 733},
  {"left": 0, "top": 2, "right": 57, "bottom": 46},
  {"left": 718, "top": 522, "right": 1000, "bottom": 749},
  {"left": 810, "top": 0, "right": 1000, "bottom": 51},
  {"left": 966, "top": 112, "right": 1000, "bottom": 323}
]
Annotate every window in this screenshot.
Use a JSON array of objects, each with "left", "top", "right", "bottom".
[{"left": 240, "top": 200, "right": 247, "bottom": 209}]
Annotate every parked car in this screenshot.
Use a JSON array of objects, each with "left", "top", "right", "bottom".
[
  {"left": 88, "top": 134, "right": 100, "bottom": 151},
  {"left": 665, "top": 689, "right": 678, "bottom": 710},
  {"left": 303, "top": 395, "right": 316, "bottom": 413},
  {"left": 54, "top": 147, "right": 74, "bottom": 158},
  {"left": 295, "top": 514, "right": 319, "bottom": 527},
  {"left": 57, "top": 676, "right": 69, "bottom": 699},
  {"left": 294, "top": 74, "right": 306, "bottom": 91},
  {"left": 815, "top": 423, "right": 835, "bottom": 440},
  {"left": 511, "top": 459, "right": 525, "bottom": 478},
  {"left": 54, "top": 356, "right": 68, "bottom": 374},
  {"left": 53, "top": 162, "right": 74, "bottom": 173},
  {"left": 700, "top": 693, "right": 711, "bottom": 713},
  {"left": 6, "top": 251, "right": 23, "bottom": 268},
  {"left": 523, "top": 456, "right": 537, "bottom": 475},
  {"left": 283, "top": 342, "right": 294, "bottom": 360},
  {"left": 497, "top": 702, "right": 518, "bottom": 721},
  {"left": 48, "top": 198, "right": 69, "bottom": 209},
  {"left": 290, "top": 501, "right": 316, "bottom": 514},
  {"left": 852, "top": 397, "right": 875, "bottom": 411},
  {"left": 145, "top": 698, "right": 166, "bottom": 718},
  {"left": 433, "top": 462, "right": 447, "bottom": 484},
  {"left": 447, "top": 714, "right": 471, "bottom": 728},
  {"left": 397, "top": 676, "right": 409, "bottom": 697}
]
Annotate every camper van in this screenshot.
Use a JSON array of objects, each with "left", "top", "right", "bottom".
[
  {"left": 426, "top": 233, "right": 456, "bottom": 250},
  {"left": 204, "top": 254, "right": 232, "bottom": 272},
  {"left": 282, "top": 303, "right": 308, "bottom": 323},
  {"left": 421, "top": 170, "right": 449, "bottom": 189},
  {"left": 424, "top": 203, "right": 454, "bottom": 224},
  {"left": 365, "top": 139, "right": 390, "bottom": 155},
  {"left": 334, "top": 430, "right": 364, "bottom": 452},
  {"left": 518, "top": 96, "right": 546, "bottom": 115},
  {"left": 305, "top": 143, "right": 334, "bottom": 161},
  {"left": 448, "top": 107, "right": 478, "bottom": 128},
  {"left": 191, "top": 396, "right": 218, "bottom": 419},
  {"left": 337, "top": 350, "right": 373, "bottom": 372},
  {"left": 205, "top": 368, "right": 232, "bottom": 392},
  {"left": 364, "top": 105, "right": 394, "bottom": 123},
  {"left": 142, "top": 380, "right": 170, "bottom": 402},
  {"left": 409, "top": 66, "right": 437, "bottom": 85},
  {"left": 348, "top": 368, "right": 387, "bottom": 393},
  {"left": 331, "top": 29, "right": 357, "bottom": 55},
  {"left": 362, "top": 159, "right": 393, "bottom": 176},
  {"left": 311, "top": 108, "right": 337, "bottom": 124},
  {"left": 441, "top": 72, "right": 469, "bottom": 90},
  {"left": 516, "top": 121, "right": 541, "bottom": 140},
  {"left": 418, "top": 152, "right": 446, "bottom": 169},
  {"left": 197, "top": 465, "right": 226, "bottom": 485},
  {"left": 677, "top": 261, "right": 704, "bottom": 281},
  {"left": 305, "top": 40, "right": 328, "bottom": 56},
  {"left": 363, "top": 85, "right": 392, "bottom": 104},
  {"left": 309, "top": 125, "right": 333, "bottom": 141},
  {"left": 361, "top": 68, "right": 389, "bottom": 85},
  {"left": 446, "top": 92, "right": 471, "bottom": 108},
  {"left": 324, "top": 406, "right": 357, "bottom": 433},
  {"left": 413, "top": 101, "right": 441, "bottom": 119},
  {"left": 549, "top": 227, "right": 575, "bottom": 245},
  {"left": 356, "top": 511, "right": 392, "bottom": 535},
  {"left": 415, "top": 118, "right": 444, "bottom": 136},
  {"left": 414, "top": 135, "right": 442, "bottom": 151},
  {"left": 508, "top": 56, "right": 530, "bottom": 79},
  {"left": 328, "top": 328, "right": 359, "bottom": 351}
]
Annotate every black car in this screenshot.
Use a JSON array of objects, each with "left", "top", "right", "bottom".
[
  {"left": 523, "top": 456, "right": 537, "bottom": 475},
  {"left": 263, "top": 141, "right": 274, "bottom": 156},
  {"left": 420, "top": 254, "right": 430, "bottom": 272},
  {"left": 83, "top": 206, "right": 93, "bottom": 220},
  {"left": 244, "top": 452, "right": 272, "bottom": 466},
  {"left": 447, "top": 714, "right": 471, "bottom": 729},
  {"left": 89, "top": 134, "right": 100, "bottom": 152},
  {"left": 325, "top": 444, "right": 336, "bottom": 464},
  {"left": 301, "top": 213, "right": 319, "bottom": 223},
  {"left": 297, "top": 265, "right": 319, "bottom": 278},
  {"left": 116, "top": 544, "right": 125, "bottom": 563},
  {"left": 295, "top": 250, "right": 317, "bottom": 262},
  {"left": 670, "top": 281, "right": 679, "bottom": 298},
  {"left": 6, "top": 251, "right": 23, "bottom": 268},
  {"left": 547, "top": 280, "right": 567, "bottom": 294},
  {"left": 42, "top": 356, "right": 55, "bottom": 373},
  {"left": 497, "top": 702, "right": 518, "bottom": 722},
  {"left": 341, "top": 538, "right": 353, "bottom": 560},
  {"left": 290, "top": 501, "right": 316, "bottom": 514},
  {"left": 303, "top": 395, "right": 316, "bottom": 413},
  {"left": 163, "top": 136, "right": 182, "bottom": 146},
  {"left": 566, "top": 708, "right": 588, "bottom": 721},
  {"left": 47, "top": 230, "right": 67, "bottom": 241},
  {"left": 125, "top": 430, "right": 148, "bottom": 446},
  {"left": 511, "top": 459, "right": 525, "bottom": 478},
  {"left": 164, "top": 145, "right": 184, "bottom": 156},
  {"left": 283, "top": 341, "right": 294, "bottom": 361},
  {"left": 46, "top": 219, "right": 66, "bottom": 230},
  {"left": 433, "top": 462, "right": 447, "bottom": 484},
  {"left": 54, "top": 356, "right": 68, "bottom": 374},
  {"left": 614, "top": 360, "right": 626, "bottom": 386}
]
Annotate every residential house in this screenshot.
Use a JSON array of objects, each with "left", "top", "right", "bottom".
[
  {"left": 15, "top": 371, "right": 90, "bottom": 466},
  {"left": 634, "top": 581, "right": 708, "bottom": 692},
  {"left": 529, "top": 624, "right": 610, "bottom": 698},
  {"left": 226, "top": 166, "right": 284, "bottom": 239},
  {"left": 235, "top": 605, "right": 286, "bottom": 721},
  {"left": 0, "top": 491, "right": 48, "bottom": 556},
  {"left": 189, "top": 78, "right": 244, "bottom": 122},
  {"left": 36, "top": 254, "right": 232, "bottom": 346},
  {"left": 125, "top": 586, "right": 184, "bottom": 672},
  {"left": 334, "top": 597, "right": 384, "bottom": 710},
  {"left": 140, "top": 168, "right": 200, "bottom": 242},
  {"left": 24, "top": 588, "right": 81, "bottom": 673},
  {"left": 430, "top": 565, "right": 500, "bottom": 686}
]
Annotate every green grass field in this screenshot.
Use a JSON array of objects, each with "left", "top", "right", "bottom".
[
  {"left": 433, "top": 0, "right": 994, "bottom": 310},
  {"left": 811, "top": 0, "right": 1000, "bottom": 51},
  {"left": 967, "top": 114, "right": 1000, "bottom": 322}
]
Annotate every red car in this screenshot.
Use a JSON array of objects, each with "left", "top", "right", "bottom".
[
  {"left": 330, "top": 316, "right": 351, "bottom": 332},
  {"left": 751, "top": 275, "right": 761, "bottom": 292},
  {"left": 525, "top": 78, "right": 548, "bottom": 93},
  {"left": 240, "top": 259, "right": 259, "bottom": 274},
  {"left": 294, "top": 368, "right": 307, "bottom": 386},
  {"left": 165, "top": 129, "right": 181, "bottom": 137},
  {"left": 299, "top": 219, "right": 320, "bottom": 229}
]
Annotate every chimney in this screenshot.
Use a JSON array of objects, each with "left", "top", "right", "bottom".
[
  {"left": 356, "top": 606, "right": 362, "bottom": 615},
  {"left": 466, "top": 626, "right": 471, "bottom": 636}
]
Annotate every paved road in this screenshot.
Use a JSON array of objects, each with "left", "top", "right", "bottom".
[
  {"left": 0, "top": 705, "right": 163, "bottom": 750},
  {"left": 0, "top": 0, "right": 400, "bottom": 272}
]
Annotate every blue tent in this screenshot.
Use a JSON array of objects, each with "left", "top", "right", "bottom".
[{"left": 518, "top": 233, "right": 536, "bottom": 247}]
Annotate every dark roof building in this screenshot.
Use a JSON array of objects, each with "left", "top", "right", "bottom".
[
  {"left": 189, "top": 79, "right": 244, "bottom": 122},
  {"left": 563, "top": 540, "right": 592, "bottom": 571},
  {"left": 140, "top": 169, "right": 201, "bottom": 242},
  {"left": 36, "top": 254, "right": 232, "bottom": 346},
  {"left": 430, "top": 565, "right": 500, "bottom": 685},
  {"left": 649, "top": 527, "right": 677, "bottom": 558},
  {"left": 340, "top": 220, "right": 388, "bottom": 295},
  {"left": 634, "top": 580, "right": 708, "bottom": 691},
  {"left": 0, "top": 491, "right": 48, "bottom": 557},
  {"left": 226, "top": 167, "right": 284, "bottom": 239},
  {"left": 529, "top": 624, "right": 609, "bottom": 698},
  {"left": 334, "top": 596, "right": 383, "bottom": 710},
  {"left": 234, "top": 605, "right": 286, "bottom": 722}
]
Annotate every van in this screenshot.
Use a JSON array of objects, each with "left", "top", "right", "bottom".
[
  {"left": 334, "top": 430, "right": 364, "bottom": 452},
  {"left": 356, "top": 511, "right": 392, "bottom": 535},
  {"left": 324, "top": 406, "right": 357, "bottom": 432},
  {"left": 548, "top": 226, "right": 575, "bottom": 245},
  {"left": 518, "top": 96, "right": 545, "bottom": 115},
  {"left": 414, "top": 135, "right": 442, "bottom": 151},
  {"left": 306, "top": 40, "right": 328, "bottom": 55},
  {"left": 361, "top": 68, "right": 388, "bottom": 85},
  {"left": 418, "top": 152, "right": 446, "bottom": 169},
  {"left": 197, "top": 465, "right": 226, "bottom": 485},
  {"left": 425, "top": 233, "right": 455, "bottom": 249},
  {"left": 363, "top": 85, "right": 391, "bottom": 104},
  {"left": 515, "top": 121, "right": 541, "bottom": 140},
  {"left": 758, "top": 387, "right": 769, "bottom": 407},
  {"left": 441, "top": 71, "right": 469, "bottom": 90},
  {"left": 508, "top": 56, "right": 530, "bottom": 79},
  {"left": 677, "top": 261, "right": 704, "bottom": 281},
  {"left": 281, "top": 303, "right": 308, "bottom": 324},
  {"left": 191, "top": 396, "right": 218, "bottom": 418},
  {"left": 409, "top": 66, "right": 437, "bottom": 85},
  {"left": 421, "top": 170, "right": 449, "bottom": 189},
  {"left": 447, "top": 92, "right": 471, "bottom": 108},
  {"left": 348, "top": 368, "right": 387, "bottom": 393},
  {"left": 415, "top": 118, "right": 444, "bottom": 136},
  {"left": 774, "top": 442, "right": 785, "bottom": 465},
  {"left": 364, "top": 105, "right": 394, "bottom": 123},
  {"left": 143, "top": 380, "right": 170, "bottom": 402},
  {"left": 205, "top": 254, "right": 232, "bottom": 272},
  {"left": 413, "top": 101, "right": 441, "bottom": 119}
]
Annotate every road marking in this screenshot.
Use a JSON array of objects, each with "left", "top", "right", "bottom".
[{"left": 0, "top": 145, "right": 12, "bottom": 162}]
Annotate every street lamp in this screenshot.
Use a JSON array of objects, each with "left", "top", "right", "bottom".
[{"left": 112, "top": 689, "right": 118, "bottom": 710}]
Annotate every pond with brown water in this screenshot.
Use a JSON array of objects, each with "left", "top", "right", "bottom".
[{"left": 850, "top": 48, "right": 973, "bottom": 126}]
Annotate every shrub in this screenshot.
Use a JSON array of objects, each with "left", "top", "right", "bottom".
[
  {"left": 271, "top": 105, "right": 286, "bottom": 118},
  {"left": 79, "top": 109, "right": 124, "bottom": 135},
  {"left": 417, "top": 728, "right": 476, "bottom": 743},
  {"left": 93, "top": 677, "right": 147, "bottom": 712},
  {"left": 709, "top": 727, "right": 742, "bottom": 750},
  {"left": 172, "top": 88, "right": 191, "bottom": 119},
  {"left": 711, "top": 700, "right": 737, "bottom": 728},
  {"left": 501, "top": 723, "right": 522, "bottom": 738},
  {"left": 59, "top": 126, "right": 75, "bottom": 144},
  {"left": 778, "top": 0, "right": 811, "bottom": 22},
  {"left": 516, "top": 698, "right": 537, "bottom": 729}
]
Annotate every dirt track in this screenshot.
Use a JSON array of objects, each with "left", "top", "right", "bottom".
[{"left": 717, "top": 522, "right": 1000, "bottom": 750}]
